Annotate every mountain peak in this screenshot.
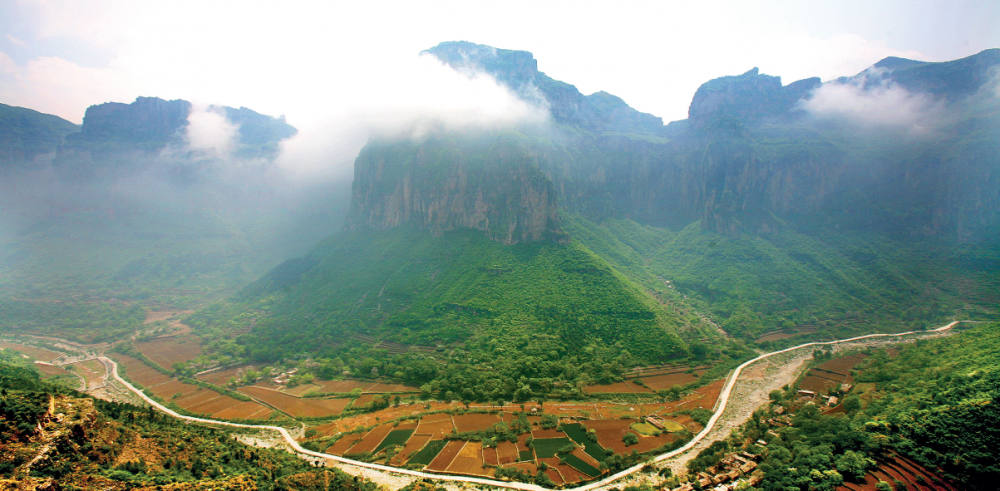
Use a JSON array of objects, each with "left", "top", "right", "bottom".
[{"left": 425, "top": 41, "right": 665, "bottom": 137}]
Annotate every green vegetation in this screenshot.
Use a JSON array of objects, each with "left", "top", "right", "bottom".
[
  {"left": 407, "top": 440, "right": 448, "bottom": 466},
  {"left": 743, "top": 322, "right": 1000, "bottom": 491},
  {"left": 0, "top": 102, "right": 78, "bottom": 164},
  {"left": 374, "top": 429, "right": 415, "bottom": 453},
  {"left": 188, "top": 226, "right": 707, "bottom": 401},
  {"left": 0, "top": 356, "right": 376, "bottom": 490},
  {"left": 559, "top": 452, "right": 601, "bottom": 477},
  {"left": 532, "top": 437, "right": 575, "bottom": 458},
  {"left": 560, "top": 423, "right": 606, "bottom": 461}
]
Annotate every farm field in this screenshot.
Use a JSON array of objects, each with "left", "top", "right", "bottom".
[
  {"left": 373, "top": 428, "right": 414, "bottom": 454},
  {"left": 453, "top": 412, "right": 501, "bottom": 432},
  {"left": 799, "top": 354, "right": 868, "bottom": 394},
  {"left": 389, "top": 433, "right": 432, "bottom": 466},
  {"left": 367, "top": 382, "right": 419, "bottom": 393},
  {"left": 445, "top": 441, "right": 493, "bottom": 477},
  {"left": 195, "top": 366, "right": 248, "bottom": 386},
  {"left": 69, "top": 358, "right": 107, "bottom": 390},
  {"left": 345, "top": 424, "right": 395, "bottom": 455},
  {"left": 238, "top": 385, "right": 351, "bottom": 417},
  {"left": 0, "top": 342, "right": 62, "bottom": 362},
  {"left": 635, "top": 368, "right": 710, "bottom": 390},
  {"left": 312, "top": 379, "right": 377, "bottom": 393},
  {"left": 112, "top": 354, "right": 272, "bottom": 420},
  {"left": 532, "top": 437, "right": 574, "bottom": 458},
  {"left": 34, "top": 362, "right": 71, "bottom": 378},
  {"left": 837, "top": 455, "right": 960, "bottom": 491},
  {"left": 407, "top": 439, "right": 448, "bottom": 466},
  {"left": 583, "top": 380, "right": 652, "bottom": 394},
  {"left": 133, "top": 334, "right": 202, "bottom": 370},
  {"left": 425, "top": 440, "right": 466, "bottom": 471}
]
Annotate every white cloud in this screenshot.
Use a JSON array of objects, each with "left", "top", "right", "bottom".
[
  {"left": 185, "top": 105, "right": 239, "bottom": 159},
  {"left": 800, "top": 68, "right": 945, "bottom": 132}
]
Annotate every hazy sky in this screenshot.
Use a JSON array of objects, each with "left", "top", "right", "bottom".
[{"left": 2, "top": 0, "right": 997, "bottom": 174}]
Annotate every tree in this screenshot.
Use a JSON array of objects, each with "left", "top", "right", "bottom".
[
  {"left": 875, "top": 481, "right": 892, "bottom": 491},
  {"left": 835, "top": 450, "right": 874, "bottom": 482},
  {"left": 623, "top": 432, "right": 639, "bottom": 446}
]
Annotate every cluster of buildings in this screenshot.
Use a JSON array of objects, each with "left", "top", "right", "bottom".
[{"left": 671, "top": 452, "right": 761, "bottom": 491}]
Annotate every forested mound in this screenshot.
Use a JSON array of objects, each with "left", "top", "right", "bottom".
[{"left": 0, "top": 352, "right": 376, "bottom": 490}]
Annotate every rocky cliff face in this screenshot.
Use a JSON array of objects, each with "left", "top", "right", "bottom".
[
  {"left": 350, "top": 44, "right": 1000, "bottom": 244},
  {"left": 78, "top": 96, "right": 191, "bottom": 144},
  {"left": 348, "top": 135, "right": 566, "bottom": 245}
]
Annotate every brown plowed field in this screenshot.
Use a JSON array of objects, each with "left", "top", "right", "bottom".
[
  {"left": 238, "top": 386, "right": 350, "bottom": 417},
  {"left": 150, "top": 380, "right": 199, "bottom": 399},
  {"left": 284, "top": 383, "right": 324, "bottom": 396},
  {"left": 367, "top": 382, "right": 419, "bottom": 393},
  {"left": 133, "top": 335, "right": 202, "bottom": 370},
  {"left": 172, "top": 388, "right": 222, "bottom": 407},
  {"left": 817, "top": 354, "right": 867, "bottom": 375},
  {"left": 554, "top": 458, "right": 590, "bottom": 483},
  {"left": 453, "top": 412, "right": 501, "bottom": 433},
  {"left": 446, "top": 441, "right": 491, "bottom": 476},
  {"left": 483, "top": 446, "right": 499, "bottom": 466},
  {"left": 417, "top": 417, "right": 457, "bottom": 438},
  {"left": 314, "top": 380, "right": 377, "bottom": 393},
  {"left": 636, "top": 369, "right": 710, "bottom": 390},
  {"left": 583, "top": 419, "right": 635, "bottom": 454},
  {"left": 517, "top": 433, "right": 532, "bottom": 454},
  {"left": 115, "top": 355, "right": 172, "bottom": 387},
  {"left": 390, "top": 433, "right": 432, "bottom": 466},
  {"left": 496, "top": 441, "right": 520, "bottom": 465},
  {"left": 425, "top": 440, "right": 465, "bottom": 472},
  {"left": 328, "top": 434, "right": 364, "bottom": 455},
  {"left": 212, "top": 401, "right": 271, "bottom": 420},
  {"left": 196, "top": 366, "right": 247, "bottom": 385},
  {"left": 630, "top": 431, "right": 677, "bottom": 453},
  {"left": 538, "top": 459, "right": 565, "bottom": 485},
  {"left": 530, "top": 427, "right": 566, "bottom": 439},
  {"left": 583, "top": 380, "right": 653, "bottom": 394},
  {"left": 345, "top": 425, "right": 394, "bottom": 455},
  {"left": 351, "top": 393, "right": 384, "bottom": 407},
  {"left": 1, "top": 342, "right": 62, "bottom": 362}
]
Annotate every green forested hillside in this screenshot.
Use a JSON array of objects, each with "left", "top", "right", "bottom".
[
  {"left": 564, "top": 216, "right": 999, "bottom": 343},
  {"left": 741, "top": 322, "right": 1000, "bottom": 491},
  {"left": 0, "top": 352, "right": 376, "bottom": 489},
  {"left": 186, "top": 226, "right": 743, "bottom": 401}
]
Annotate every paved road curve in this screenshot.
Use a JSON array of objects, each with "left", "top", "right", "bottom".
[{"left": 102, "top": 321, "right": 958, "bottom": 491}]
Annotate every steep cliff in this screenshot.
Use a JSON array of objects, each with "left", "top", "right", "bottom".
[{"left": 348, "top": 134, "right": 566, "bottom": 244}]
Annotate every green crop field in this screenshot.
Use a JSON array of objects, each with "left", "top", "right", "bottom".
[
  {"left": 374, "top": 429, "right": 414, "bottom": 453},
  {"left": 560, "top": 423, "right": 607, "bottom": 461},
  {"left": 560, "top": 453, "right": 601, "bottom": 477},
  {"left": 532, "top": 437, "right": 574, "bottom": 458},
  {"left": 407, "top": 439, "right": 448, "bottom": 466}
]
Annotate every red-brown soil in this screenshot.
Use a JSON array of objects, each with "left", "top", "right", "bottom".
[
  {"left": 425, "top": 440, "right": 465, "bottom": 471},
  {"left": 133, "top": 335, "right": 202, "bottom": 370},
  {"left": 239, "top": 386, "right": 350, "bottom": 418},
  {"left": 196, "top": 366, "right": 248, "bottom": 386},
  {"left": 583, "top": 418, "right": 636, "bottom": 454},
  {"left": 416, "top": 413, "right": 457, "bottom": 438},
  {"left": 389, "top": 433, "right": 432, "bottom": 466},
  {"left": 367, "top": 382, "right": 420, "bottom": 393},
  {"left": 453, "top": 412, "right": 501, "bottom": 433},
  {"left": 496, "top": 441, "right": 520, "bottom": 465},
  {"left": 313, "top": 379, "right": 377, "bottom": 393},
  {"left": 538, "top": 459, "right": 565, "bottom": 485},
  {"left": 211, "top": 401, "right": 272, "bottom": 420},
  {"left": 328, "top": 434, "right": 364, "bottom": 455},
  {"left": 530, "top": 427, "right": 566, "bottom": 439},
  {"left": 583, "top": 380, "right": 654, "bottom": 394},
  {"left": 446, "top": 441, "right": 494, "bottom": 477},
  {"left": 345, "top": 425, "right": 394, "bottom": 455}
]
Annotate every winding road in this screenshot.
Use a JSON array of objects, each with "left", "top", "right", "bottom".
[{"left": 101, "top": 321, "right": 959, "bottom": 491}]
